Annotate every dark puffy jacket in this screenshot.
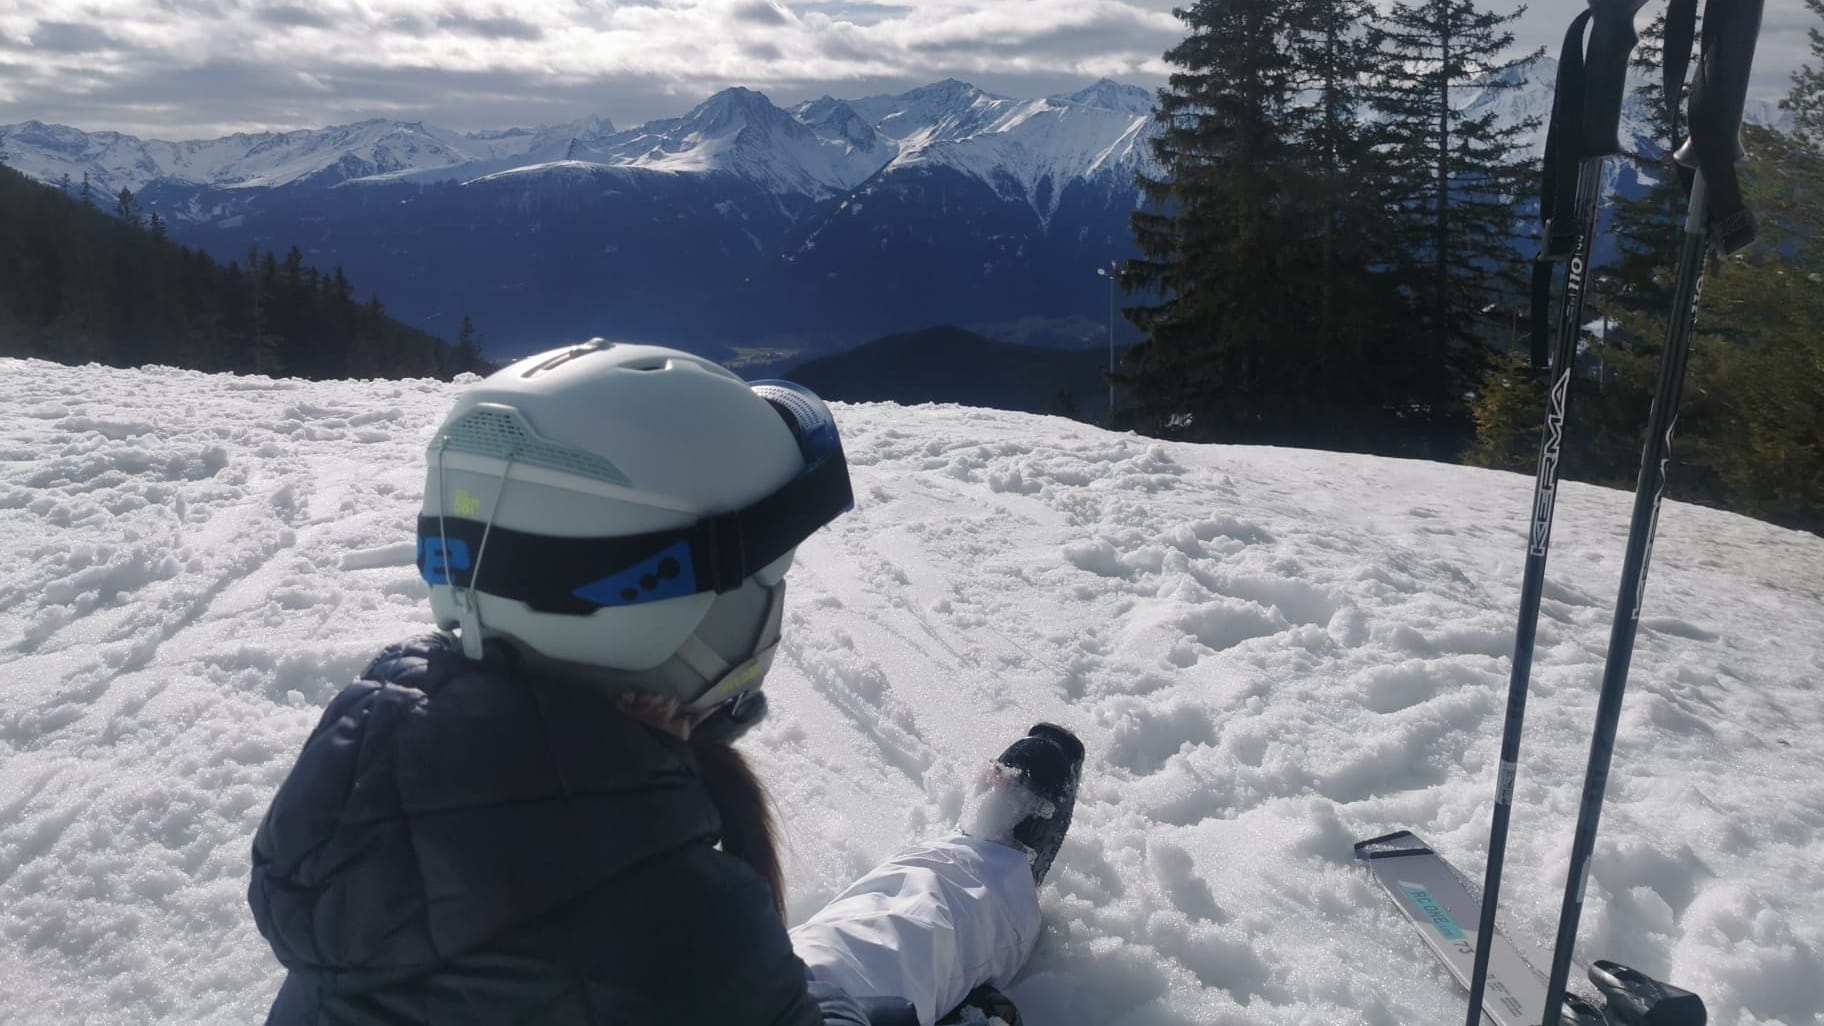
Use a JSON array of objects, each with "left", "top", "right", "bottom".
[{"left": 248, "top": 633, "right": 869, "bottom": 1026}]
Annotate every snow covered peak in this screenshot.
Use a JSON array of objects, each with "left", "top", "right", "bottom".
[
  {"left": 1, "top": 76, "right": 1161, "bottom": 209},
  {"left": 849, "top": 79, "right": 1009, "bottom": 142},
  {"left": 583, "top": 86, "right": 892, "bottom": 196},
  {"left": 1057, "top": 79, "right": 1156, "bottom": 116},
  {"left": 0, "top": 116, "right": 559, "bottom": 194},
  {"left": 682, "top": 86, "right": 787, "bottom": 135},
  {"left": 795, "top": 97, "right": 881, "bottom": 151},
  {"left": 4, "top": 119, "right": 104, "bottom": 154},
  {"left": 898, "top": 77, "right": 992, "bottom": 109},
  {"left": 859, "top": 80, "right": 1159, "bottom": 224}
]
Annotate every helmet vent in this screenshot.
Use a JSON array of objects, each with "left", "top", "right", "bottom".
[
  {"left": 753, "top": 385, "right": 822, "bottom": 436},
  {"left": 442, "top": 405, "right": 632, "bottom": 486},
  {"left": 519, "top": 339, "right": 614, "bottom": 379}
]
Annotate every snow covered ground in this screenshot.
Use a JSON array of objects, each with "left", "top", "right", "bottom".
[{"left": 2, "top": 358, "right": 1820, "bottom": 1026}]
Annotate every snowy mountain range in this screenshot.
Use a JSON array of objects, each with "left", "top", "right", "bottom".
[
  {"left": 2, "top": 78, "right": 1158, "bottom": 221},
  {"left": 0, "top": 69, "right": 1787, "bottom": 357},
  {"left": 2, "top": 79, "right": 1164, "bottom": 355}
]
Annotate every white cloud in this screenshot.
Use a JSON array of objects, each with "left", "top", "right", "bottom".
[{"left": 0, "top": 0, "right": 1813, "bottom": 139}]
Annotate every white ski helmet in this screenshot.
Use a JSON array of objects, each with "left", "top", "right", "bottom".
[{"left": 417, "top": 339, "right": 852, "bottom": 709}]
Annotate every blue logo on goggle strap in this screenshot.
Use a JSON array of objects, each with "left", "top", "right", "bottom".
[
  {"left": 420, "top": 537, "right": 473, "bottom": 585},
  {"left": 573, "top": 540, "right": 699, "bottom": 607}
]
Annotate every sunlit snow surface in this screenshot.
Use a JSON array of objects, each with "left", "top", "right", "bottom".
[{"left": 2, "top": 359, "right": 1821, "bottom": 1026}]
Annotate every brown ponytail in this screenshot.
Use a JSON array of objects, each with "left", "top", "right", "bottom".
[
  {"left": 607, "top": 691, "right": 787, "bottom": 921},
  {"left": 691, "top": 735, "right": 787, "bottom": 921}
]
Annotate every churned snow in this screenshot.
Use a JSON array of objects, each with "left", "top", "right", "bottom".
[{"left": 2, "top": 359, "right": 1821, "bottom": 1025}]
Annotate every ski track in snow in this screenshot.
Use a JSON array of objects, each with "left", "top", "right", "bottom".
[{"left": 1, "top": 359, "right": 1821, "bottom": 1026}]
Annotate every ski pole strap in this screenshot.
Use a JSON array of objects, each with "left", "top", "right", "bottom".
[
  {"left": 1679, "top": 0, "right": 1766, "bottom": 255},
  {"left": 1529, "top": 262, "right": 1554, "bottom": 368},
  {"left": 1580, "top": 0, "right": 1649, "bottom": 156},
  {"left": 1664, "top": 0, "right": 1701, "bottom": 146},
  {"left": 1531, "top": 9, "right": 1593, "bottom": 368},
  {"left": 1540, "top": 10, "right": 1594, "bottom": 260}
]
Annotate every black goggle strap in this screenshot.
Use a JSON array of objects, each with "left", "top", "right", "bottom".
[{"left": 416, "top": 446, "right": 852, "bottom": 613}]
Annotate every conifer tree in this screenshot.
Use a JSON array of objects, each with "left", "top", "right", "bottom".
[
  {"left": 456, "top": 313, "right": 484, "bottom": 373},
  {"left": 0, "top": 168, "right": 479, "bottom": 381},
  {"left": 1124, "top": 0, "right": 1320, "bottom": 437},
  {"left": 1368, "top": 0, "right": 1539, "bottom": 399},
  {"left": 1609, "top": 11, "right": 1696, "bottom": 319},
  {"left": 1286, "top": 0, "right": 1402, "bottom": 402},
  {"left": 1786, "top": 0, "right": 1824, "bottom": 148}
]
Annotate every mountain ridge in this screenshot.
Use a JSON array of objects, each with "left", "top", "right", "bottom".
[
  {"left": 0, "top": 78, "right": 1162, "bottom": 214},
  {"left": 4, "top": 66, "right": 1794, "bottom": 358}
]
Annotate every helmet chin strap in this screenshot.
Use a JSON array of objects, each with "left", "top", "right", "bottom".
[{"left": 437, "top": 437, "right": 515, "bottom": 661}]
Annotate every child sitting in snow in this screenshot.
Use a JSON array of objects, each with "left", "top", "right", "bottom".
[{"left": 246, "top": 340, "right": 1084, "bottom": 1026}]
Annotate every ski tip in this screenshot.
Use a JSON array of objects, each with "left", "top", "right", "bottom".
[{"left": 1352, "top": 830, "right": 1434, "bottom": 861}]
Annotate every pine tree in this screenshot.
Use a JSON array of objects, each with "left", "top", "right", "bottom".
[
  {"left": 1785, "top": 0, "right": 1824, "bottom": 148},
  {"left": 1286, "top": 0, "right": 1409, "bottom": 414},
  {"left": 115, "top": 187, "right": 138, "bottom": 226},
  {"left": 80, "top": 172, "right": 93, "bottom": 207},
  {"left": 1123, "top": 0, "right": 1320, "bottom": 437},
  {"left": 456, "top": 313, "right": 483, "bottom": 374},
  {"left": 1608, "top": 11, "right": 1697, "bottom": 320},
  {"left": 1368, "top": 0, "right": 1540, "bottom": 400},
  {"left": 149, "top": 212, "right": 167, "bottom": 243}
]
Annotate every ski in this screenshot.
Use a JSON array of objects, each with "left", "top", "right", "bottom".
[
  {"left": 1356, "top": 832, "right": 1705, "bottom": 1026},
  {"left": 1357, "top": 831, "right": 1567, "bottom": 1026}
]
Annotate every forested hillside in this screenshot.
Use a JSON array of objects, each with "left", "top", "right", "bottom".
[
  {"left": 0, "top": 166, "right": 487, "bottom": 379},
  {"left": 1123, "top": 0, "right": 1823, "bottom": 532}
]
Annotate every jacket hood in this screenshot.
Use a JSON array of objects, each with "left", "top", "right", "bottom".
[{"left": 249, "top": 633, "right": 723, "bottom": 978}]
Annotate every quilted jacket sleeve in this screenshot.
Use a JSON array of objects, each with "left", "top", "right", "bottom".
[{"left": 569, "top": 839, "right": 872, "bottom": 1026}]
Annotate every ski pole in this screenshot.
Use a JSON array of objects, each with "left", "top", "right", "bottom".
[
  {"left": 1464, "top": 3, "right": 1643, "bottom": 1023},
  {"left": 1537, "top": 0, "right": 1764, "bottom": 1021}
]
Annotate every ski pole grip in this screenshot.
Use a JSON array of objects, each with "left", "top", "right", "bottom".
[
  {"left": 1674, "top": 0, "right": 1765, "bottom": 255},
  {"left": 1579, "top": 0, "right": 1648, "bottom": 156}
]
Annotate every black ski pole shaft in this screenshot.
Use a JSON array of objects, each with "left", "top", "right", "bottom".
[
  {"left": 1538, "top": 169, "right": 1709, "bottom": 1026},
  {"left": 1538, "top": 1, "right": 1763, "bottom": 1019},
  {"left": 1464, "top": 3, "right": 1641, "bottom": 1022},
  {"left": 1464, "top": 163, "right": 1596, "bottom": 1026}
]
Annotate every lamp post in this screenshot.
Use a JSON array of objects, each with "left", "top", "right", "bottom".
[{"left": 1095, "top": 261, "right": 1116, "bottom": 423}]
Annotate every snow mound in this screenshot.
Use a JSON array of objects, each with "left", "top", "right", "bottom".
[{"left": 2, "top": 359, "right": 1821, "bottom": 1025}]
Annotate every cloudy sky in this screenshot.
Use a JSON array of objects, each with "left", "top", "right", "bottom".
[{"left": 0, "top": 0, "right": 1815, "bottom": 140}]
